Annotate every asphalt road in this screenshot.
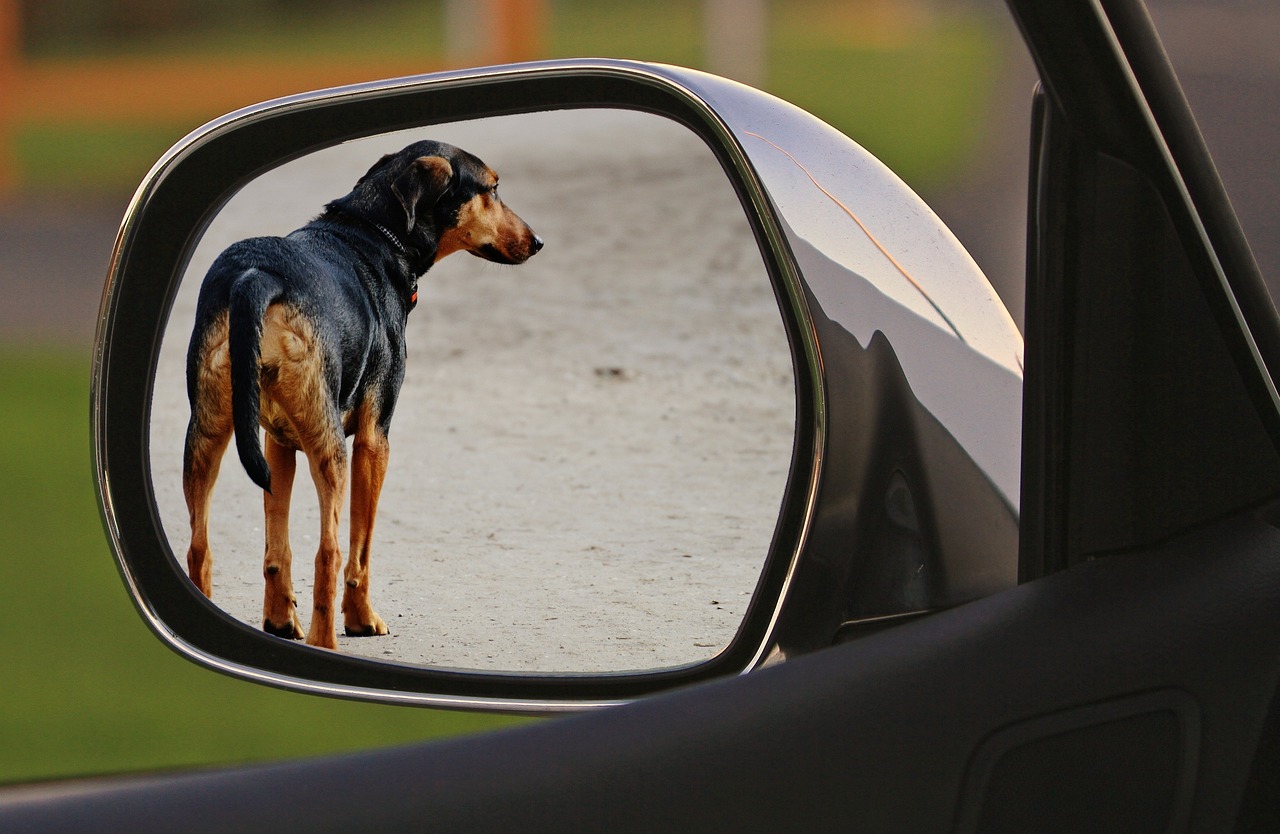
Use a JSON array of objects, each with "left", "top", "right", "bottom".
[{"left": 0, "top": 196, "right": 124, "bottom": 350}]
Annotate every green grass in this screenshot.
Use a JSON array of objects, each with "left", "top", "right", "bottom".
[
  {"left": 13, "top": 2, "right": 1003, "bottom": 196},
  {"left": 768, "top": 16, "right": 999, "bottom": 187},
  {"left": 14, "top": 123, "right": 191, "bottom": 194},
  {"left": 549, "top": 1, "right": 704, "bottom": 67},
  {"left": 0, "top": 348, "right": 525, "bottom": 785},
  {"left": 550, "top": 2, "right": 1000, "bottom": 187},
  {"left": 26, "top": 0, "right": 444, "bottom": 62}
]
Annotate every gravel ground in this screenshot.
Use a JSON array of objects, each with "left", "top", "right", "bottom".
[{"left": 148, "top": 110, "right": 796, "bottom": 673}]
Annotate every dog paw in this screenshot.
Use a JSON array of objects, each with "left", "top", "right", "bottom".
[
  {"left": 263, "top": 616, "right": 304, "bottom": 640},
  {"left": 344, "top": 612, "right": 389, "bottom": 637}
]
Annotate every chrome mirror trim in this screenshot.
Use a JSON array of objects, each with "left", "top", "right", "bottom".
[{"left": 93, "top": 59, "right": 825, "bottom": 710}]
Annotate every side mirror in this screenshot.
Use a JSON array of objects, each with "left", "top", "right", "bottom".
[{"left": 94, "top": 59, "right": 1022, "bottom": 710}]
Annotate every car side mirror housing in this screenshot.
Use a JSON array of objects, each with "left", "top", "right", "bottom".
[{"left": 94, "top": 59, "right": 1022, "bottom": 711}]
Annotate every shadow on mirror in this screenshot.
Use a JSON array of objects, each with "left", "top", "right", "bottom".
[{"left": 149, "top": 109, "right": 796, "bottom": 674}]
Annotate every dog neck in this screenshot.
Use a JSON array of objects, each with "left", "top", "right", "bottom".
[
  {"left": 327, "top": 209, "right": 425, "bottom": 311},
  {"left": 368, "top": 219, "right": 409, "bottom": 257}
]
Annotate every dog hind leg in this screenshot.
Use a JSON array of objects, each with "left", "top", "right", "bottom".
[
  {"left": 343, "top": 414, "right": 390, "bottom": 637},
  {"left": 262, "top": 435, "right": 304, "bottom": 639},
  {"left": 183, "top": 315, "right": 233, "bottom": 597},
  {"left": 303, "top": 437, "right": 347, "bottom": 650},
  {"left": 258, "top": 304, "right": 348, "bottom": 650},
  {"left": 183, "top": 420, "right": 230, "bottom": 598}
]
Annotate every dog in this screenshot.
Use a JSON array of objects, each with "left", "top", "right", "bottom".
[{"left": 182, "top": 140, "right": 541, "bottom": 650}]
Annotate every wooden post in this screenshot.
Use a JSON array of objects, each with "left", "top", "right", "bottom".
[
  {"left": 445, "top": 0, "right": 544, "bottom": 67},
  {"left": 0, "top": 0, "right": 19, "bottom": 195},
  {"left": 444, "top": 0, "right": 482, "bottom": 66},
  {"left": 490, "top": 0, "right": 545, "bottom": 65},
  {"left": 704, "top": 0, "right": 767, "bottom": 88}
]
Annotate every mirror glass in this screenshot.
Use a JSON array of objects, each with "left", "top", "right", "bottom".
[{"left": 149, "top": 109, "right": 795, "bottom": 674}]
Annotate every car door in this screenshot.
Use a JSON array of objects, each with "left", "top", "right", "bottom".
[{"left": 3, "top": 0, "right": 1278, "bottom": 831}]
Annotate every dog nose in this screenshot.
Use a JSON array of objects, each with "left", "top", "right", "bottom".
[{"left": 532, "top": 235, "right": 544, "bottom": 254}]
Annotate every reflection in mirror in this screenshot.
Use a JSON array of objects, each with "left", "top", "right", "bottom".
[{"left": 149, "top": 110, "right": 795, "bottom": 674}]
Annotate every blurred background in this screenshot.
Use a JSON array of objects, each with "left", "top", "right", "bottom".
[{"left": 0, "top": 0, "right": 1273, "bottom": 784}]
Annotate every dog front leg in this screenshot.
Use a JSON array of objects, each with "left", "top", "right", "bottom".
[
  {"left": 343, "top": 428, "right": 390, "bottom": 637},
  {"left": 262, "top": 436, "right": 304, "bottom": 639}
]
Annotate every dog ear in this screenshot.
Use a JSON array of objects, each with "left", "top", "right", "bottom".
[{"left": 391, "top": 156, "right": 454, "bottom": 234}]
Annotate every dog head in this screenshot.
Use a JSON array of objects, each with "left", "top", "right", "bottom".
[{"left": 331, "top": 140, "right": 542, "bottom": 269}]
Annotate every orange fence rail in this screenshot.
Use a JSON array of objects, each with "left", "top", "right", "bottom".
[
  {"left": 0, "top": 0, "right": 18, "bottom": 192},
  {"left": 0, "top": 0, "right": 545, "bottom": 193}
]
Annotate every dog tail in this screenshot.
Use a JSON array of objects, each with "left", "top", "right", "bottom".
[{"left": 228, "top": 268, "right": 283, "bottom": 493}]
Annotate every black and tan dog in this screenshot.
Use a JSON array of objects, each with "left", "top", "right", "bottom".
[{"left": 182, "top": 140, "right": 541, "bottom": 649}]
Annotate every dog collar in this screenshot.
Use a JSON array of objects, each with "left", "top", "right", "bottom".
[
  {"left": 366, "top": 221, "right": 419, "bottom": 308},
  {"left": 369, "top": 221, "right": 409, "bottom": 257}
]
